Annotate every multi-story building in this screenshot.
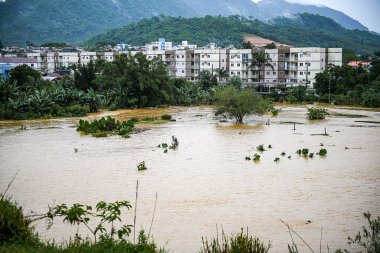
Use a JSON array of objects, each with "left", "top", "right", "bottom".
[
  {"left": 145, "top": 38, "right": 173, "bottom": 51},
  {"left": 26, "top": 47, "right": 342, "bottom": 88}
]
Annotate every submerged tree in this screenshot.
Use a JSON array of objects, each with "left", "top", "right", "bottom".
[{"left": 215, "top": 85, "right": 268, "bottom": 123}]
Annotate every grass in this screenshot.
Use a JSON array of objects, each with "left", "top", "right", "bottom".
[{"left": 279, "top": 121, "right": 304, "bottom": 125}]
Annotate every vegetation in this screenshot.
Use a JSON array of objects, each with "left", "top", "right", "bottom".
[
  {"left": 317, "top": 149, "right": 327, "bottom": 156},
  {"left": 137, "top": 161, "right": 147, "bottom": 171},
  {"left": 257, "top": 145, "right": 266, "bottom": 152},
  {"left": 314, "top": 63, "right": 380, "bottom": 107},
  {"left": 250, "top": 52, "right": 274, "bottom": 83},
  {"left": 306, "top": 108, "right": 329, "bottom": 120},
  {"left": 336, "top": 212, "right": 380, "bottom": 253},
  {"left": 85, "top": 15, "right": 380, "bottom": 55},
  {"left": 200, "top": 228, "right": 270, "bottom": 253},
  {"left": 76, "top": 116, "right": 138, "bottom": 138},
  {"left": 0, "top": 197, "right": 164, "bottom": 253},
  {"left": 0, "top": 67, "right": 99, "bottom": 120},
  {"left": 253, "top": 154, "right": 261, "bottom": 162},
  {"left": 215, "top": 85, "right": 269, "bottom": 123},
  {"left": 161, "top": 114, "right": 172, "bottom": 121}
]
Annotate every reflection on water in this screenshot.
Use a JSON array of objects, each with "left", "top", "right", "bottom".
[{"left": 0, "top": 106, "right": 379, "bottom": 252}]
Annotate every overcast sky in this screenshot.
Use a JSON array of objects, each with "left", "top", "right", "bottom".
[{"left": 253, "top": 0, "right": 380, "bottom": 33}]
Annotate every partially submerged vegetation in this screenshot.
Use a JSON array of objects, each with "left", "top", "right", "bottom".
[
  {"left": 158, "top": 136, "right": 179, "bottom": 153},
  {"left": 306, "top": 107, "right": 329, "bottom": 120},
  {"left": 77, "top": 116, "right": 138, "bottom": 138}
]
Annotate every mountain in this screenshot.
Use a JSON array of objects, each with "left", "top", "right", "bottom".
[
  {"left": 257, "top": 0, "right": 368, "bottom": 31},
  {"left": 0, "top": 0, "right": 193, "bottom": 46},
  {"left": 0, "top": 0, "right": 371, "bottom": 47},
  {"left": 178, "top": 0, "right": 264, "bottom": 18},
  {"left": 85, "top": 14, "right": 380, "bottom": 55}
]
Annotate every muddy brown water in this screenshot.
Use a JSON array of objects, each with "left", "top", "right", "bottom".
[{"left": 0, "top": 106, "right": 379, "bottom": 252}]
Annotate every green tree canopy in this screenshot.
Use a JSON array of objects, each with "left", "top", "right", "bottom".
[{"left": 215, "top": 85, "right": 268, "bottom": 123}]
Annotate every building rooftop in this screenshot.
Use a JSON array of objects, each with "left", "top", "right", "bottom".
[{"left": 0, "top": 57, "right": 37, "bottom": 63}]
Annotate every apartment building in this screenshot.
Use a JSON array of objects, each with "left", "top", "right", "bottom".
[{"left": 26, "top": 47, "right": 342, "bottom": 88}]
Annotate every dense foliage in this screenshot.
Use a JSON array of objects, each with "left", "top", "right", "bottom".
[
  {"left": 86, "top": 14, "right": 380, "bottom": 55},
  {"left": 0, "top": 66, "right": 100, "bottom": 120},
  {"left": 306, "top": 107, "right": 329, "bottom": 120},
  {"left": 215, "top": 85, "right": 269, "bottom": 123},
  {"left": 314, "top": 59, "right": 380, "bottom": 107},
  {"left": 77, "top": 116, "right": 138, "bottom": 138}
]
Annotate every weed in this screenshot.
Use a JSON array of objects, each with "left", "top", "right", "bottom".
[
  {"left": 274, "top": 157, "right": 280, "bottom": 163},
  {"left": 317, "top": 149, "right": 327, "bottom": 156},
  {"left": 253, "top": 154, "right": 261, "bottom": 162},
  {"left": 137, "top": 161, "right": 147, "bottom": 171},
  {"left": 257, "top": 144, "right": 266, "bottom": 152},
  {"left": 281, "top": 152, "right": 286, "bottom": 156}
]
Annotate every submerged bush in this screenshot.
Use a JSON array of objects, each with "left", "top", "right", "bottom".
[
  {"left": 137, "top": 161, "right": 147, "bottom": 171},
  {"left": 161, "top": 114, "right": 172, "bottom": 121},
  {"left": 306, "top": 107, "right": 329, "bottom": 120},
  {"left": 257, "top": 145, "right": 266, "bottom": 152},
  {"left": 317, "top": 149, "right": 327, "bottom": 156},
  {"left": 77, "top": 116, "right": 138, "bottom": 138}
]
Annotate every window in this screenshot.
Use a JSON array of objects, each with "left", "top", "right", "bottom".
[
  {"left": 279, "top": 54, "right": 284, "bottom": 58},
  {"left": 300, "top": 72, "right": 303, "bottom": 75},
  {"left": 266, "top": 72, "right": 270, "bottom": 75},
  {"left": 299, "top": 54, "right": 303, "bottom": 58},
  {"left": 299, "top": 63, "right": 304, "bottom": 66},
  {"left": 237, "top": 63, "right": 240, "bottom": 67},
  {"left": 201, "top": 55, "right": 204, "bottom": 58},
  {"left": 237, "top": 72, "right": 240, "bottom": 75},
  {"left": 182, "top": 70, "right": 184, "bottom": 73},
  {"left": 273, "top": 71, "right": 276, "bottom": 75},
  {"left": 208, "top": 63, "right": 210, "bottom": 66},
  {"left": 231, "top": 63, "right": 234, "bottom": 67},
  {"left": 231, "top": 72, "right": 234, "bottom": 75},
  {"left": 273, "top": 63, "right": 277, "bottom": 67},
  {"left": 182, "top": 55, "right": 184, "bottom": 58},
  {"left": 207, "top": 55, "right": 210, "bottom": 58},
  {"left": 222, "top": 59, "right": 225, "bottom": 62}
]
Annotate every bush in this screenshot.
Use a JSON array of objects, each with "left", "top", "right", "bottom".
[
  {"left": 161, "top": 114, "right": 172, "bottom": 121},
  {"left": 306, "top": 107, "right": 329, "bottom": 120},
  {"left": 0, "top": 197, "right": 37, "bottom": 246}
]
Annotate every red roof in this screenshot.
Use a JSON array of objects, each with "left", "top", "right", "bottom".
[
  {"left": 347, "top": 61, "right": 371, "bottom": 67},
  {"left": 0, "top": 57, "right": 37, "bottom": 64}
]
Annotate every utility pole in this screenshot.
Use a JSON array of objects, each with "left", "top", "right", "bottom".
[{"left": 328, "top": 72, "right": 331, "bottom": 104}]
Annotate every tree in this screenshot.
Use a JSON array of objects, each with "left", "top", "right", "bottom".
[
  {"left": 249, "top": 52, "right": 274, "bottom": 83},
  {"left": 215, "top": 68, "right": 229, "bottom": 82},
  {"left": 74, "top": 60, "right": 96, "bottom": 91},
  {"left": 242, "top": 41, "right": 254, "bottom": 49},
  {"left": 215, "top": 85, "right": 268, "bottom": 123},
  {"left": 8, "top": 65, "right": 41, "bottom": 90},
  {"left": 227, "top": 75, "right": 242, "bottom": 89},
  {"left": 264, "top": 42, "right": 276, "bottom": 49},
  {"left": 198, "top": 70, "right": 218, "bottom": 91}
]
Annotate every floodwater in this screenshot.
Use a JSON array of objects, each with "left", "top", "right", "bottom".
[{"left": 0, "top": 105, "right": 379, "bottom": 252}]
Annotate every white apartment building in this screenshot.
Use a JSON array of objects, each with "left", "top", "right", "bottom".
[
  {"left": 26, "top": 47, "right": 342, "bottom": 88},
  {"left": 145, "top": 38, "right": 173, "bottom": 51}
]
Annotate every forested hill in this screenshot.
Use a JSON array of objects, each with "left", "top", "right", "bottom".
[
  {"left": 0, "top": 0, "right": 370, "bottom": 47},
  {"left": 85, "top": 14, "right": 380, "bottom": 55}
]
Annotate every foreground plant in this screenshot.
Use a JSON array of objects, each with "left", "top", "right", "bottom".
[
  {"left": 336, "top": 212, "right": 380, "bottom": 253},
  {"left": 257, "top": 144, "right": 266, "bottom": 152},
  {"left": 53, "top": 201, "right": 133, "bottom": 242},
  {"left": 200, "top": 228, "right": 271, "bottom": 253},
  {"left": 317, "top": 148, "right": 327, "bottom": 156}
]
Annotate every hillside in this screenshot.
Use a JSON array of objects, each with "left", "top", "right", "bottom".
[
  {"left": 257, "top": 0, "right": 368, "bottom": 31},
  {"left": 0, "top": 0, "right": 370, "bottom": 47},
  {"left": 0, "top": 0, "right": 193, "bottom": 46},
  {"left": 85, "top": 14, "right": 380, "bottom": 55}
]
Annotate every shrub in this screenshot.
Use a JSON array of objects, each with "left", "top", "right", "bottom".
[
  {"left": 161, "top": 114, "right": 172, "bottom": 121},
  {"left": 0, "top": 197, "right": 37, "bottom": 245},
  {"left": 256, "top": 145, "right": 266, "bottom": 152},
  {"left": 317, "top": 149, "right": 327, "bottom": 156},
  {"left": 253, "top": 154, "right": 260, "bottom": 162},
  {"left": 306, "top": 107, "right": 329, "bottom": 120},
  {"left": 137, "top": 161, "right": 147, "bottom": 171}
]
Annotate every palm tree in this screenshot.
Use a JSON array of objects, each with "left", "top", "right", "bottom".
[
  {"left": 215, "top": 68, "right": 229, "bottom": 82},
  {"left": 249, "top": 52, "right": 274, "bottom": 83}
]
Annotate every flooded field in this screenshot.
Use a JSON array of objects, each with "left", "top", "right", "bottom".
[{"left": 0, "top": 105, "right": 379, "bottom": 252}]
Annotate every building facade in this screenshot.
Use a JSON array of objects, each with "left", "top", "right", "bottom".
[{"left": 26, "top": 47, "right": 342, "bottom": 88}]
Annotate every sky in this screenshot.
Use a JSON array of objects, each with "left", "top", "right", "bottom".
[{"left": 253, "top": 0, "right": 380, "bottom": 33}]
